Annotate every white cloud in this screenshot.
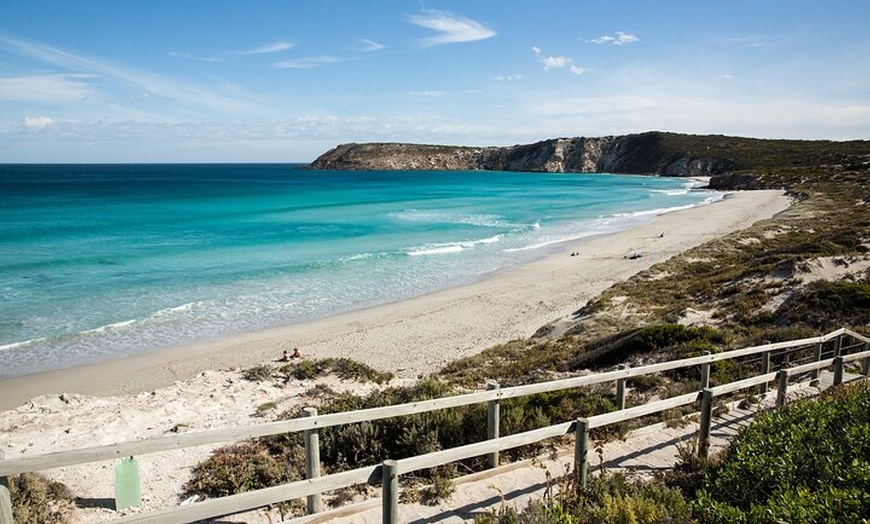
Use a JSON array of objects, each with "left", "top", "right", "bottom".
[
  {"left": 408, "top": 90, "right": 448, "bottom": 97},
  {"left": 273, "top": 56, "right": 343, "bottom": 69},
  {"left": 358, "top": 38, "right": 386, "bottom": 52},
  {"left": 533, "top": 47, "right": 585, "bottom": 75},
  {"left": 408, "top": 10, "right": 496, "bottom": 46},
  {"left": 542, "top": 55, "right": 568, "bottom": 69},
  {"left": 23, "top": 116, "right": 55, "bottom": 131},
  {"left": 713, "top": 35, "right": 766, "bottom": 48},
  {"left": 238, "top": 40, "right": 294, "bottom": 55},
  {"left": 587, "top": 31, "right": 639, "bottom": 45},
  {"left": 493, "top": 74, "right": 524, "bottom": 82},
  {"left": 169, "top": 51, "right": 224, "bottom": 62},
  {"left": 0, "top": 73, "right": 95, "bottom": 101},
  {"left": 0, "top": 33, "right": 262, "bottom": 115}
]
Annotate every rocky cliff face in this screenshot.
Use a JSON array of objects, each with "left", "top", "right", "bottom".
[{"left": 310, "top": 132, "right": 739, "bottom": 177}]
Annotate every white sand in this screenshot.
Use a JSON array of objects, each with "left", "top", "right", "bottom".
[
  {"left": 0, "top": 189, "right": 791, "bottom": 522},
  {"left": 0, "top": 190, "right": 792, "bottom": 409}
]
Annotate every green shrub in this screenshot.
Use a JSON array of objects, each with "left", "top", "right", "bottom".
[
  {"left": 189, "top": 375, "right": 613, "bottom": 501},
  {"left": 254, "top": 401, "right": 277, "bottom": 417},
  {"left": 280, "top": 357, "right": 393, "bottom": 383},
  {"left": 633, "top": 325, "right": 724, "bottom": 353},
  {"left": 419, "top": 465, "right": 457, "bottom": 505},
  {"left": 475, "top": 499, "right": 574, "bottom": 523},
  {"left": 575, "top": 473, "right": 693, "bottom": 524},
  {"left": 241, "top": 364, "right": 273, "bottom": 382},
  {"left": 7, "top": 473, "right": 74, "bottom": 524},
  {"left": 284, "top": 359, "right": 332, "bottom": 381},
  {"left": 490, "top": 473, "right": 692, "bottom": 524},
  {"left": 777, "top": 279, "right": 870, "bottom": 328},
  {"left": 694, "top": 381, "right": 870, "bottom": 522},
  {"left": 184, "top": 441, "right": 302, "bottom": 498}
]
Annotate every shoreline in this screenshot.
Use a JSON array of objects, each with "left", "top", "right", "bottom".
[{"left": 0, "top": 189, "right": 791, "bottom": 411}]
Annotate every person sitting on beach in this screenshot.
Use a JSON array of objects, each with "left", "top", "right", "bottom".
[
  {"left": 280, "top": 350, "right": 290, "bottom": 362},
  {"left": 291, "top": 347, "right": 303, "bottom": 359}
]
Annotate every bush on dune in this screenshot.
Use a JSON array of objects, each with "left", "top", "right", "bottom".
[
  {"left": 7, "top": 472, "right": 74, "bottom": 524},
  {"left": 694, "top": 381, "right": 870, "bottom": 523}
]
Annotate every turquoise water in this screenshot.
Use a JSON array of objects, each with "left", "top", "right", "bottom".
[{"left": 0, "top": 164, "right": 721, "bottom": 378}]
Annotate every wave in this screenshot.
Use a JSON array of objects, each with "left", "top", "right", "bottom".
[
  {"left": 502, "top": 230, "right": 601, "bottom": 253},
  {"left": 407, "top": 234, "right": 503, "bottom": 257},
  {"left": 389, "top": 209, "right": 531, "bottom": 229},
  {"left": 609, "top": 195, "right": 723, "bottom": 219},
  {"left": 0, "top": 337, "right": 47, "bottom": 352},
  {"left": 80, "top": 318, "right": 137, "bottom": 335},
  {"left": 339, "top": 251, "right": 397, "bottom": 264},
  {"left": 650, "top": 179, "right": 708, "bottom": 195},
  {"left": 408, "top": 245, "right": 465, "bottom": 256},
  {"left": 344, "top": 252, "right": 376, "bottom": 261},
  {"left": 649, "top": 188, "right": 690, "bottom": 196}
]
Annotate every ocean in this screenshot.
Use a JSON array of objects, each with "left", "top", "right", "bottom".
[{"left": 0, "top": 164, "right": 721, "bottom": 379}]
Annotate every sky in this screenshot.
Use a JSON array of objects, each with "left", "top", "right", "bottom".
[{"left": 1, "top": 1, "right": 868, "bottom": 163}]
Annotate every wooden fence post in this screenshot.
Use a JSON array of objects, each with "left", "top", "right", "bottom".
[
  {"left": 811, "top": 343, "right": 823, "bottom": 381},
  {"left": 833, "top": 356, "right": 844, "bottom": 386},
  {"left": 486, "top": 381, "right": 500, "bottom": 469},
  {"left": 0, "top": 484, "right": 11, "bottom": 524},
  {"left": 303, "top": 407, "right": 322, "bottom": 514},
  {"left": 759, "top": 350, "right": 771, "bottom": 394},
  {"left": 574, "top": 418, "right": 590, "bottom": 490},
  {"left": 776, "top": 369, "right": 789, "bottom": 407},
  {"left": 700, "top": 351, "right": 711, "bottom": 389},
  {"left": 834, "top": 335, "right": 843, "bottom": 357},
  {"left": 697, "top": 389, "right": 713, "bottom": 459},
  {"left": 862, "top": 343, "right": 870, "bottom": 377},
  {"left": 616, "top": 365, "right": 627, "bottom": 410},
  {"left": 0, "top": 449, "right": 7, "bottom": 490},
  {"left": 382, "top": 460, "right": 398, "bottom": 524},
  {"left": 0, "top": 450, "right": 11, "bottom": 524}
]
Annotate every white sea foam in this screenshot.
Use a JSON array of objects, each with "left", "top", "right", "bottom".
[
  {"left": 0, "top": 337, "right": 47, "bottom": 352},
  {"left": 650, "top": 188, "right": 690, "bottom": 196},
  {"left": 408, "top": 245, "right": 465, "bottom": 256},
  {"left": 345, "top": 253, "right": 375, "bottom": 261},
  {"left": 609, "top": 196, "right": 721, "bottom": 219},
  {"left": 389, "top": 209, "right": 528, "bottom": 229},
  {"left": 407, "top": 234, "right": 503, "bottom": 256},
  {"left": 503, "top": 230, "right": 601, "bottom": 252},
  {"left": 80, "top": 318, "right": 137, "bottom": 335}
]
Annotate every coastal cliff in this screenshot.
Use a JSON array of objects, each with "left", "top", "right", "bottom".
[{"left": 310, "top": 132, "right": 740, "bottom": 176}]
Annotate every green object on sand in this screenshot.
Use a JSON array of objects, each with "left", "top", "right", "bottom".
[{"left": 114, "top": 457, "right": 142, "bottom": 510}]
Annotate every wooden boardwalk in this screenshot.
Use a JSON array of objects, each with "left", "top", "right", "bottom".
[
  {"left": 288, "top": 375, "right": 841, "bottom": 524},
  {"left": 2, "top": 329, "right": 865, "bottom": 524}
]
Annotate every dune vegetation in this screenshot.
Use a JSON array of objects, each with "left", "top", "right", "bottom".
[{"left": 9, "top": 133, "right": 869, "bottom": 522}]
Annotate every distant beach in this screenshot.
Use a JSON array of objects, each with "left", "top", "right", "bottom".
[
  {"left": 0, "top": 165, "right": 719, "bottom": 380},
  {"left": 0, "top": 189, "right": 791, "bottom": 409}
]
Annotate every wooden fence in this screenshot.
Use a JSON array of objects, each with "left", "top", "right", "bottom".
[{"left": 1, "top": 328, "right": 868, "bottom": 524}]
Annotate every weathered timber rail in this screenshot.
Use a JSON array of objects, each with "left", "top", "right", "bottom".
[{"left": 0, "top": 328, "right": 868, "bottom": 524}]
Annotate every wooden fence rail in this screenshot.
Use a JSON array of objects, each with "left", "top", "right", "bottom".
[{"left": 0, "top": 328, "right": 867, "bottom": 524}]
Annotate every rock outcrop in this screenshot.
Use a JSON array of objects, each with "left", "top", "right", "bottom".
[{"left": 310, "top": 132, "right": 741, "bottom": 177}]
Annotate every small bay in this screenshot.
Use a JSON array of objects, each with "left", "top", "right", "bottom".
[{"left": 0, "top": 164, "right": 720, "bottom": 378}]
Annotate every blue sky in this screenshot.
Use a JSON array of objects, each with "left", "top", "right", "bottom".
[{"left": 1, "top": 1, "right": 868, "bottom": 162}]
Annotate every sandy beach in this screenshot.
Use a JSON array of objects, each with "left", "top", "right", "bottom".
[
  {"left": 0, "top": 189, "right": 792, "bottom": 522},
  {"left": 0, "top": 189, "right": 791, "bottom": 410}
]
